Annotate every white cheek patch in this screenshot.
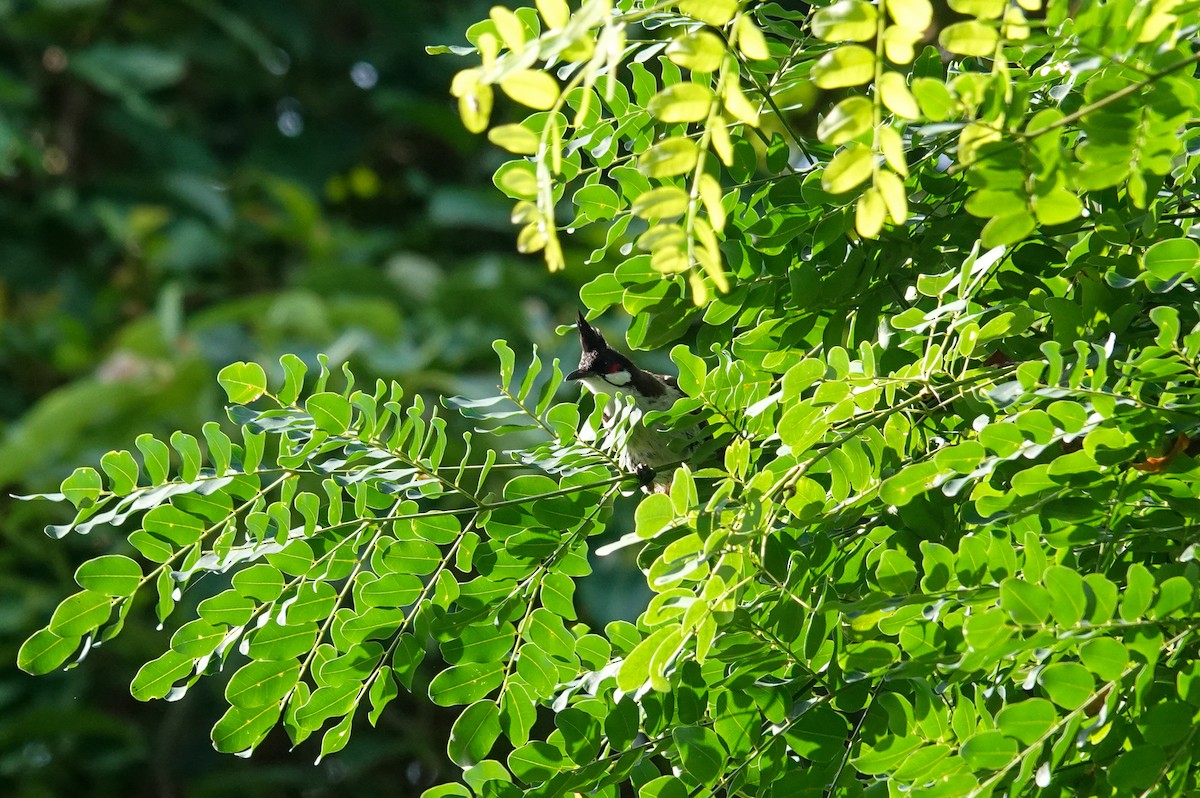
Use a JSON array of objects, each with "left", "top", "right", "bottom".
[
  {"left": 580, "top": 376, "right": 620, "bottom": 397},
  {"left": 605, "top": 370, "right": 632, "bottom": 387}
]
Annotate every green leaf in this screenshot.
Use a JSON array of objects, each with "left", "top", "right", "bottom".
[
  {"left": 948, "top": 0, "right": 1006, "bottom": 17},
  {"left": 933, "top": 441, "right": 986, "bottom": 474},
  {"left": 500, "top": 682, "right": 536, "bottom": 747},
  {"left": 812, "top": 45, "right": 875, "bottom": 89},
  {"left": 631, "top": 186, "right": 691, "bottom": 221},
  {"left": 672, "top": 726, "right": 726, "bottom": 784},
  {"left": 526, "top": 608, "right": 574, "bottom": 660},
  {"left": 1151, "top": 576, "right": 1193, "bottom": 619},
  {"left": 100, "top": 449, "right": 140, "bottom": 495},
  {"left": 875, "top": 549, "right": 917, "bottom": 593},
  {"left": 61, "top": 466, "right": 103, "bottom": 508},
  {"left": 617, "top": 625, "right": 673, "bottom": 692},
  {"left": 1079, "top": 638, "right": 1128, "bottom": 681},
  {"left": 856, "top": 188, "right": 885, "bottom": 238},
  {"left": 1043, "top": 565, "right": 1085, "bottom": 627},
  {"left": 458, "top": 758, "right": 511, "bottom": 792},
  {"left": 999, "top": 578, "right": 1050, "bottom": 626},
  {"left": 811, "top": 1, "right": 878, "bottom": 42},
  {"left": 1143, "top": 237, "right": 1200, "bottom": 281},
  {"left": 536, "top": 0, "right": 568, "bottom": 28},
  {"left": 49, "top": 590, "right": 112, "bottom": 637},
  {"left": 963, "top": 608, "right": 1012, "bottom": 651},
  {"left": 488, "top": 123, "right": 541, "bottom": 155},
  {"left": 170, "top": 431, "right": 202, "bottom": 481},
  {"left": 1033, "top": 187, "right": 1082, "bottom": 225},
  {"left": 889, "top": 0, "right": 933, "bottom": 30},
  {"left": 640, "top": 775, "right": 688, "bottom": 798},
  {"left": 853, "top": 735, "right": 924, "bottom": 774},
  {"left": 678, "top": 0, "right": 737, "bottom": 26},
  {"left": 736, "top": 15, "right": 770, "bottom": 60},
  {"left": 72, "top": 42, "right": 185, "bottom": 94},
  {"left": 359, "top": 573, "right": 423, "bottom": 608},
  {"left": 1109, "top": 745, "right": 1166, "bottom": 791},
  {"left": 318, "top": 712, "right": 356, "bottom": 762},
  {"left": 17, "top": 628, "right": 81, "bottom": 675},
  {"left": 136, "top": 434, "right": 171, "bottom": 484},
  {"left": 981, "top": 210, "right": 1035, "bottom": 247},
  {"left": 822, "top": 143, "right": 873, "bottom": 194},
  {"left": 368, "top": 667, "right": 399, "bottom": 726},
  {"left": 246, "top": 621, "right": 320, "bottom": 661},
  {"left": 232, "top": 563, "right": 284, "bottom": 601},
  {"left": 74, "top": 555, "right": 142, "bottom": 597},
  {"left": 306, "top": 392, "right": 353, "bottom": 434},
  {"left": 494, "top": 161, "right": 537, "bottom": 200},
  {"left": 670, "top": 345, "right": 707, "bottom": 397},
  {"left": 666, "top": 30, "right": 726, "bottom": 73},
  {"left": 294, "top": 683, "right": 358, "bottom": 729},
  {"left": 878, "top": 72, "right": 920, "bottom": 119},
  {"left": 169, "top": 619, "right": 225, "bottom": 657},
  {"left": 217, "top": 361, "right": 268, "bottom": 404},
  {"left": 1140, "top": 701, "right": 1192, "bottom": 746},
  {"left": 911, "top": 77, "right": 955, "bottom": 120},
  {"left": 605, "top": 697, "right": 641, "bottom": 750},
  {"left": 878, "top": 461, "right": 939, "bottom": 507},
  {"left": 959, "top": 730, "right": 1017, "bottom": 771},
  {"left": 225, "top": 660, "right": 302, "bottom": 708},
  {"left": 557, "top": 706, "right": 601, "bottom": 765},
  {"left": 817, "top": 96, "right": 873, "bottom": 145},
  {"left": 648, "top": 82, "right": 714, "bottom": 123},
  {"left": 130, "top": 649, "right": 194, "bottom": 701},
  {"left": 499, "top": 69, "right": 560, "bottom": 110},
  {"left": 1039, "top": 662, "right": 1094, "bottom": 710},
  {"left": 198, "top": 589, "right": 256, "bottom": 627},
  {"left": 508, "top": 741, "right": 564, "bottom": 783},
  {"left": 421, "top": 785, "right": 471, "bottom": 798},
  {"left": 277, "top": 353, "right": 307, "bottom": 406},
  {"left": 785, "top": 705, "right": 849, "bottom": 762},
  {"left": 639, "top": 137, "right": 699, "bottom": 178},
  {"left": 211, "top": 703, "right": 282, "bottom": 754},
  {"left": 573, "top": 184, "right": 621, "bottom": 222},
  {"left": 581, "top": 273, "right": 624, "bottom": 314},
  {"left": 1120, "top": 563, "right": 1155, "bottom": 622},
  {"left": 995, "top": 698, "right": 1056, "bottom": 745},
  {"left": 429, "top": 662, "right": 505, "bottom": 706},
  {"left": 449, "top": 700, "right": 501, "bottom": 767},
  {"left": 939, "top": 21, "right": 999, "bottom": 56},
  {"left": 635, "top": 493, "right": 676, "bottom": 539},
  {"left": 142, "top": 505, "right": 206, "bottom": 546},
  {"left": 377, "top": 538, "right": 441, "bottom": 575}
]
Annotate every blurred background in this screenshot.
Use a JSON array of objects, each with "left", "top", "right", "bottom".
[{"left": 0, "top": 2, "right": 642, "bottom": 794}]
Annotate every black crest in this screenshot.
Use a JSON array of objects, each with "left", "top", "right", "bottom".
[
  {"left": 576, "top": 310, "right": 608, "bottom": 356},
  {"left": 568, "top": 310, "right": 630, "bottom": 382}
]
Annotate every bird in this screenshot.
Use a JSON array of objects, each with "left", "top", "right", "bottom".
[{"left": 566, "top": 310, "right": 694, "bottom": 492}]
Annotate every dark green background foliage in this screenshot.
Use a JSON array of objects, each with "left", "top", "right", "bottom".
[
  {"left": 0, "top": 1, "right": 611, "bottom": 795},
  {"left": 10, "top": 0, "right": 1200, "bottom": 797}
]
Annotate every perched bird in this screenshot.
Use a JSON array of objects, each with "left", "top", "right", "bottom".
[{"left": 566, "top": 311, "right": 692, "bottom": 491}]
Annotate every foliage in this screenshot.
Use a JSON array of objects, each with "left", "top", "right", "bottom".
[
  {"left": 1, "top": 1, "right": 567, "bottom": 795},
  {"left": 17, "top": 0, "right": 1200, "bottom": 796}
]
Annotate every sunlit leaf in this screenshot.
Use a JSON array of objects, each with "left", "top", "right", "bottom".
[
  {"left": 812, "top": 45, "right": 876, "bottom": 88},
  {"left": 217, "top": 361, "right": 268, "bottom": 404},
  {"left": 648, "top": 82, "right": 714, "bottom": 123}
]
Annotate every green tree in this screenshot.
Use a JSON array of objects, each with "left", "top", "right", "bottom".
[{"left": 19, "top": 0, "right": 1200, "bottom": 795}]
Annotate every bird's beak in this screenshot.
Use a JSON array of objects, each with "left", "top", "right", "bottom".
[{"left": 566, "top": 369, "right": 587, "bottom": 381}]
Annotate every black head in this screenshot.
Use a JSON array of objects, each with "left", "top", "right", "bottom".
[{"left": 566, "top": 311, "right": 635, "bottom": 386}]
